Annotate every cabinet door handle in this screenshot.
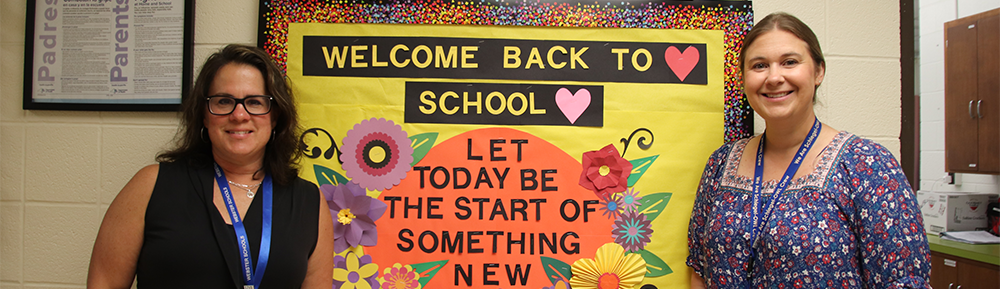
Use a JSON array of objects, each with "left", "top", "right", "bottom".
[
  {"left": 969, "top": 101, "right": 976, "bottom": 118},
  {"left": 948, "top": 283, "right": 954, "bottom": 289},
  {"left": 956, "top": 285, "right": 962, "bottom": 289},
  {"left": 977, "top": 100, "right": 983, "bottom": 118}
]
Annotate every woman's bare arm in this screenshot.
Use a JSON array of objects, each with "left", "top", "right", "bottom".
[
  {"left": 690, "top": 270, "right": 707, "bottom": 289},
  {"left": 87, "top": 164, "right": 158, "bottom": 289},
  {"left": 301, "top": 188, "right": 334, "bottom": 288}
]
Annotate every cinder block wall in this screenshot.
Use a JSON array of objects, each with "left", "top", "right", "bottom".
[{"left": 0, "top": 1, "right": 905, "bottom": 287}]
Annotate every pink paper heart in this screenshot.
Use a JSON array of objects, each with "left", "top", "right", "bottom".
[
  {"left": 664, "top": 46, "right": 700, "bottom": 82},
  {"left": 555, "top": 88, "right": 591, "bottom": 124}
]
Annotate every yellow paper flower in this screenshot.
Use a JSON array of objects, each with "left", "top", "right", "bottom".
[
  {"left": 570, "top": 243, "right": 646, "bottom": 289},
  {"left": 333, "top": 252, "right": 379, "bottom": 289}
]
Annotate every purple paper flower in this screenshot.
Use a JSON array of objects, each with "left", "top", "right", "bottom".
[
  {"left": 322, "top": 182, "right": 388, "bottom": 253},
  {"left": 612, "top": 210, "right": 654, "bottom": 252},
  {"left": 598, "top": 193, "right": 622, "bottom": 219},
  {"left": 542, "top": 277, "right": 571, "bottom": 289},
  {"left": 341, "top": 118, "right": 414, "bottom": 191}
]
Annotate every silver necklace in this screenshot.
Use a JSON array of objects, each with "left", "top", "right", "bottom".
[{"left": 228, "top": 180, "right": 261, "bottom": 198}]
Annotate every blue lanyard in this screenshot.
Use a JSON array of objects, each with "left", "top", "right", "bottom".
[
  {"left": 747, "top": 118, "right": 820, "bottom": 278},
  {"left": 213, "top": 163, "right": 272, "bottom": 289}
]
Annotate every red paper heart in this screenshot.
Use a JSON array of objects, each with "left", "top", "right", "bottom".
[{"left": 664, "top": 46, "right": 699, "bottom": 82}]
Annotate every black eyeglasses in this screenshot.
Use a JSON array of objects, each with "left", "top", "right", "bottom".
[{"left": 206, "top": 95, "right": 273, "bottom": 115}]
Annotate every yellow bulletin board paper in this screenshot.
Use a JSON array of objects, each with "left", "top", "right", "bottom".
[{"left": 291, "top": 22, "right": 724, "bottom": 289}]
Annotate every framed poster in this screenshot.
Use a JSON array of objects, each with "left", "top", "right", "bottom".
[{"left": 23, "top": 0, "right": 194, "bottom": 111}]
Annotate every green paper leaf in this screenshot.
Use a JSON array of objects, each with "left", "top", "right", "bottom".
[
  {"left": 409, "top": 132, "right": 439, "bottom": 167},
  {"left": 540, "top": 256, "right": 573, "bottom": 285},
  {"left": 409, "top": 259, "right": 449, "bottom": 288},
  {"left": 632, "top": 249, "right": 673, "bottom": 277},
  {"left": 313, "top": 164, "right": 349, "bottom": 187},
  {"left": 635, "top": 192, "right": 672, "bottom": 221},
  {"left": 627, "top": 155, "right": 659, "bottom": 187}
]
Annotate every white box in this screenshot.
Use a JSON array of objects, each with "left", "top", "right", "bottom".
[{"left": 917, "top": 191, "right": 997, "bottom": 234}]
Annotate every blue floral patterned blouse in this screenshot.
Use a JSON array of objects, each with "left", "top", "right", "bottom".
[{"left": 687, "top": 131, "right": 931, "bottom": 288}]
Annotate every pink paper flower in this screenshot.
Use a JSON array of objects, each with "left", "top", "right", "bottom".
[
  {"left": 619, "top": 188, "right": 643, "bottom": 212},
  {"left": 341, "top": 118, "right": 414, "bottom": 191},
  {"left": 322, "top": 182, "right": 387, "bottom": 253},
  {"left": 380, "top": 263, "right": 421, "bottom": 289},
  {"left": 612, "top": 210, "right": 654, "bottom": 252},
  {"left": 579, "top": 144, "right": 633, "bottom": 199}
]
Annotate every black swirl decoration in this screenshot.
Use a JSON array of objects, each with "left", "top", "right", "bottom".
[
  {"left": 619, "top": 128, "right": 654, "bottom": 158},
  {"left": 299, "top": 127, "right": 343, "bottom": 164}
]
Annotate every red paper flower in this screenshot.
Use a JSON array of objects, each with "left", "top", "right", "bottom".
[{"left": 579, "top": 144, "right": 633, "bottom": 199}]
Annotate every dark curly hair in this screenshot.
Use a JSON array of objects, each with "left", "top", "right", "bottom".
[{"left": 157, "top": 44, "right": 302, "bottom": 185}]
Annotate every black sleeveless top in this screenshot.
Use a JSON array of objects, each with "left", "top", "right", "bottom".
[{"left": 136, "top": 162, "right": 320, "bottom": 288}]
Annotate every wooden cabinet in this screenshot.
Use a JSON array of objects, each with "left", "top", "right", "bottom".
[
  {"left": 931, "top": 251, "right": 1000, "bottom": 289},
  {"left": 945, "top": 8, "right": 1000, "bottom": 174}
]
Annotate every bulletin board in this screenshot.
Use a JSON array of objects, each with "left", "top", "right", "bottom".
[{"left": 259, "top": 1, "right": 753, "bottom": 288}]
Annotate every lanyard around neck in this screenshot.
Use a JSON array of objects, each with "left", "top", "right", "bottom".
[
  {"left": 213, "top": 163, "right": 272, "bottom": 289},
  {"left": 747, "top": 117, "right": 820, "bottom": 278}
]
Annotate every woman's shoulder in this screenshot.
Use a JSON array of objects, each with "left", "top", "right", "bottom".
[
  {"left": 285, "top": 175, "right": 322, "bottom": 201},
  {"left": 826, "top": 131, "right": 907, "bottom": 181},
  {"left": 123, "top": 164, "right": 163, "bottom": 191},
  {"left": 136, "top": 163, "right": 161, "bottom": 179},
  {"left": 155, "top": 160, "right": 211, "bottom": 174},
  {"left": 108, "top": 164, "right": 161, "bottom": 211},
  {"left": 833, "top": 132, "right": 897, "bottom": 160},
  {"left": 703, "top": 136, "right": 755, "bottom": 168},
  {"left": 289, "top": 175, "right": 320, "bottom": 189},
  {"left": 708, "top": 137, "right": 749, "bottom": 158},
  {"left": 698, "top": 137, "right": 751, "bottom": 181}
]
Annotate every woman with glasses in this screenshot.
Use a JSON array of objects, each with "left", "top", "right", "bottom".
[{"left": 88, "top": 44, "right": 334, "bottom": 288}]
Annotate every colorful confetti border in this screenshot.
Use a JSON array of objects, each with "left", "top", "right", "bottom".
[{"left": 258, "top": 0, "right": 753, "bottom": 141}]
